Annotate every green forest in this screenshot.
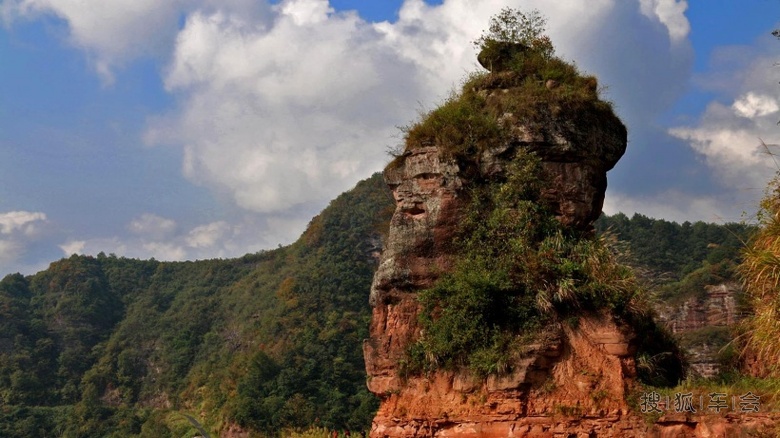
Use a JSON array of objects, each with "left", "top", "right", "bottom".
[
  {"left": 0, "top": 168, "right": 758, "bottom": 437},
  {"left": 0, "top": 174, "right": 392, "bottom": 437}
]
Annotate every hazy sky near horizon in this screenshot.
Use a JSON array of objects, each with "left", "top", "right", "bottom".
[{"left": 0, "top": 0, "right": 779, "bottom": 275}]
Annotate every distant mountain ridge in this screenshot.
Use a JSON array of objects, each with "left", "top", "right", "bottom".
[{"left": 0, "top": 173, "right": 393, "bottom": 437}]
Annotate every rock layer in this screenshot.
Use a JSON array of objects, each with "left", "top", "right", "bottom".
[{"left": 656, "top": 282, "right": 746, "bottom": 378}]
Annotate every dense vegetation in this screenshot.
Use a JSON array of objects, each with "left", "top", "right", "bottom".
[
  {"left": 595, "top": 212, "right": 752, "bottom": 281},
  {"left": 596, "top": 213, "right": 754, "bottom": 376},
  {"left": 403, "top": 152, "right": 668, "bottom": 378},
  {"left": 0, "top": 173, "right": 394, "bottom": 438},
  {"left": 739, "top": 172, "right": 780, "bottom": 378}
]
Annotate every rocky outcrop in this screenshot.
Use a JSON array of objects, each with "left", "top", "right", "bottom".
[
  {"left": 363, "top": 49, "right": 635, "bottom": 435},
  {"left": 659, "top": 283, "right": 744, "bottom": 333},
  {"left": 656, "top": 282, "right": 746, "bottom": 378},
  {"left": 476, "top": 83, "right": 626, "bottom": 230},
  {"left": 364, "top": 47, "right": 777, "bottom": 437},
  {"left": 366, "top": 312, "right": 643, "bottom": 437}
]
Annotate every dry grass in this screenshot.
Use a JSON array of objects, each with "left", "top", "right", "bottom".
[{"left": 739, "top": 171, "right": 780, "bottom": 378}]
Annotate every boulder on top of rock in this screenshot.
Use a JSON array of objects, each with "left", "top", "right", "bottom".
[{"left": 477, "top": 41, "right": 528, "bottom": 72}]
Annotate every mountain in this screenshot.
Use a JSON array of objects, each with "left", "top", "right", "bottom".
[{"left": 0, "top": 173, "right": 393, "bottom": 438}]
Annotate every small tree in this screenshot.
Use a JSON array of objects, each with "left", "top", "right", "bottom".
[{"left": 473, "top": 7, "right": 554, "bottom": 59}]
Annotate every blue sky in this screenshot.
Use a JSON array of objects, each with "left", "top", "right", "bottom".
[{"left": 0, "top": 0, "right": 778, "bottom": 275}]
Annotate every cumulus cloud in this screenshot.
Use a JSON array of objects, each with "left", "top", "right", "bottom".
[
  {"left": 732, "top": 92, "right": 779, "bottom": 119},
  {"left": 2, "top": 0, "right": 181, "bottom": 83},
  {"left": 1, "top": 0, "right": 271, "bottom": 83},
  {"left": 145, "top": 0, "right": 692, "bottom": 219},
  {"left": 128, "top": 213, "right": 178, "bottom": 239},
  {"left": 60, "top": 213, "right": 299, "bottom": 262},
  {"left": 186, "top": 221, "right": 229, "bottom": 248},
  {"left": 0, "top": 211, "right": 47, "bottom": 236},
  {"left": 280, "top": 0, "right": 333, "bottom": 25},
  {"left": 4, "top": 0, "right": 699, "bottom": 262},
  {"left": 669, "top": 53, "right": 780, "bottom": 197},
  {"left": 0, "top": 211, "right": 51, "bottom": 273},
  {"left": 146, "top": 1, "right": 421, "bottom": 213},
  {"left": 4, "top": 0, "right": 693, "bottom": 215},
  {"left": 594, "top": 40, "right": 780, "bottom": 224},
  {"left": 0, "top": 239, "right": 23, "bottom": 266},
  {"left": 638, "top": 0, "right": 689, "bottom": 44},
  {"left": 603, "top": 189, "right": 746, "bottom": 224},
  {"left": 59, "top": 240, "right": 86, "bottom": 256}
]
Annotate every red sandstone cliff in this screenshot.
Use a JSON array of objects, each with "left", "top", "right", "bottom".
[
  {"left": 656, "top": 282, "right": 746, "bottom": 378},
  {"left": 363, "top": 42, "right": 779, "bottom": 437}
]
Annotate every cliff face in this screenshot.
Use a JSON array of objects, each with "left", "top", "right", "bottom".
[
  {"left": 363, "top": 44, "right": 778, "bottom": 436},
  {"left": 363, "top": 145, "right": 640, "bottom": 435},
  {"left": 363, "top": 47, "right": 640, "bottom": 436},
  {"left": 362, "top": 148, "right": 780, "bottom": 438},
  {"left": 657, "top": 282, "right": 745, "bottom": 378}
]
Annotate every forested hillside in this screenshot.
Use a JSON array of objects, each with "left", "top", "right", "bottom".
[
  {"left": 0, "top": 171, "right": 758, "bottom": 437},
  {"left": 595, "top": 213, "right": 752, "bottom": 280},
  {"left": 596, "top": 213, "right": 755, "bottom": 376},
  {"left": 596, "top": 213, "right": 753, "bottom": 308},
  {"left": 0, "top": 174, "right": 393, "bottom": 437}
]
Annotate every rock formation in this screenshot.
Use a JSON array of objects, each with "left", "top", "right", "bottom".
[
  {"left": 656, "top": 282, "right": 746, "bottom": 378},
  {"left": 364, "top": 44, "right": 779, "bottom": 437}
]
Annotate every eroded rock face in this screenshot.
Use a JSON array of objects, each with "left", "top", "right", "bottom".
[
  {"left": 363, "top": 121, "right": 636, "bottom": 435},
  {"left": 367, "top": 312, "right": 642, "bottom": 437},
  {"left": 363, "top": 49, "right": 634, "bottom": 435},
  {"left": 362, "top": 141, "right": 778, "bottom": 438},
  {"left": 363, "top": 54, "right": 775, "bottom": 436},
  {"left": 364, "top": 146, "right": 464, "bottom": 396},
  {"left": 656, "top": 282, "right": 745, "bottom": 378}
]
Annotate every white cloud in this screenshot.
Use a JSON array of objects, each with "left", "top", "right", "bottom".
[
  {"left": 604, "top": 41, "right": 780, "bottom": 226},
  {"left": 638, "top": 0, "right": 689, "bottom": 43},
  {"left": 147, "top": 3, "right": 419, "bottom": 213},
  {"left": 603, "top": 189, "right": 748, "bottom": 224},
  {"left": 141, "top": 241, "right": 187, "bottom": 261},
  {"left": 4, "top": 0, "right": 699, "bottom": 263},
  {"left": 4, "top": 0, "right": 694, "bottom": 218},
  {"left": 280, "top": 0, "right": 333, "bottom": 25},
  {"left": 128, "top": 213, "right": 178, "bottom": 239},
  {"left": 670, "top": 118, "right": 777, "bottom": 190},
  {"left": 186, "top": 221, "right": 229, "bottom": 248},
  {"left": 61, "top": 213, "right": 294, "bottom": 263},
  {"left": 2, "top": 0, "right": 182, "bottom": 83},
  {"left": 0, "top": 211, "right": 47, "bottom": 236},
  {"left": 670, "top": 52, "right": 780, "bottom": 196},
  {"left": 1, "top": 0, "right": 271, "bottom": 83},
  {"left": 0, "top": 211, "right": 51, "bottom": 273},
  {"left": 145, "top": 0, "right": 692, "bottom": 219},
  {"left": 59, "top": 240, "right": 86, "bottom": 256},
  {"left": 733, "top": 92, "right": 779, "bottom": 118},
  {"left": 0, "top": 239, "right": 22, "bottom": 266}
]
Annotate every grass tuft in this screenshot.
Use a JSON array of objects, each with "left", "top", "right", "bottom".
[{"left": 739, "top": 172, "right": 780, "bottom": 378}]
